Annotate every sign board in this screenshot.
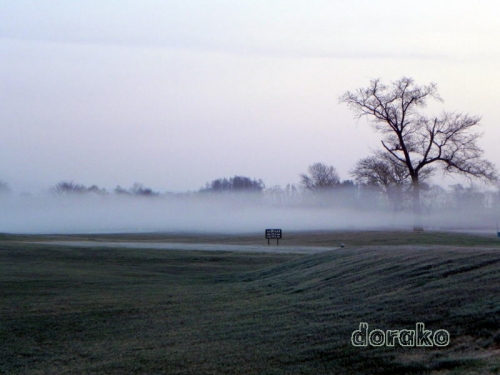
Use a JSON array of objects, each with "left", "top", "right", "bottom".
[
  {"left": 265, "top": 229, "right": 282, "bottom": 239},
  {"left": 265, "top": 229, "right": 282, "bottom": 245}
]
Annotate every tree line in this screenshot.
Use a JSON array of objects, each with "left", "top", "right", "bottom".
[
  {"left": 2, "top": 160, "right": 497, "bottom": 215},
  {"left": 2, "top": 77, "right": 497, "bottom": 230},
  {"left": 340, "top": 77, "right": 497, "bottom": 230}
]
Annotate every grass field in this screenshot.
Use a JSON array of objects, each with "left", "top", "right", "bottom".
[{"left": 1, "top": 231, "right": 500, "bottom": 374}]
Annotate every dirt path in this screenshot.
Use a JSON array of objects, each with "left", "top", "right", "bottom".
[{"left": 30, "top": 240, "right": 334, "bottom": 254}]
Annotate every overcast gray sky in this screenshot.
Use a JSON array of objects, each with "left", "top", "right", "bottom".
[{"left": 1, "top": 0, "right": 499, "bottom": 193}]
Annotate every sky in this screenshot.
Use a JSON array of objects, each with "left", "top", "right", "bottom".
[{"left": 1, "top": 0, "right": 500, "bottom": 194}]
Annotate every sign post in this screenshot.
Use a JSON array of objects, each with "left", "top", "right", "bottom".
[{"left": 265, "top": 229, "right": 282, "bottom": 245}]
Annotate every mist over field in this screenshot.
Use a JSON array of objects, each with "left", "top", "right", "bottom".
[{"left": 0, "top": 188, "right": 497, "bottom": 234}]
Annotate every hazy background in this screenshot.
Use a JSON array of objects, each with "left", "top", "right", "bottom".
[
  {"left": 1, "top": 189, "right": 498, "bottom": 234},
  {"left": 1, "top": 0, "right": 499, "bottom": 194}
]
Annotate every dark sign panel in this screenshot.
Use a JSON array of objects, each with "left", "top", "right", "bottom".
[{"left": 265, "top": 229, "right": 282, "bottom": 239}]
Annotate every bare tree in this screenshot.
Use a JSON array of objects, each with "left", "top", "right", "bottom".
[
  {"left": 51, "top": 181, "right": 88, "bottom": 195},
  {"left": 351, "top": 152, "right": 410, "bottom": 212},
  {"left": 300, "top": 163, "right": 340, "bottom": 191},
  {"left": 351, "top": 151, "right": 433, "bottom": 212},
  {"left": 51, "top": 181, "right": 108, "bottom": 196},
  {"left": 340, "top": 77, "right": 497, "bottom": 230}
]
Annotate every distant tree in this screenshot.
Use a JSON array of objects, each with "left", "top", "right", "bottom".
[
  {"left": 130, "top": 183, "right": 159, "bottom": 196},
  {"left": 114, "top": 183, "right": 158, "bottom": 196},
  {"left": 284, "top": 183, "right": 300, "bottom": 205},
  {"left": 420, "top": 184, "right": 448, "bottom": 214},
  {"left": 51, "top": 181, "right": 107, "bottom": 195},
  {"left": 449, "top": 183, "right": 486, "bottom": 211},
  {"left": 114, "top": 185, "right": 130, "bottom": 195},
  {"left": 284, "top": 183, "right": 299, "bottom": 197},
  {"left": 340, "top": 77, "right": 497, "bottom": 230},
  {"left": 231, "top": 176, "right": 264, "bottom": 192},
  {"left": 200, "top": 176, "right": 264, "bottom": 193},
  {"left": 210, "top": 178, "right": 230, "bottom": 192},
  {"left": 339, "top": 179, "right": 356, "bottom": 188},
  {"left": 336, "top": 179, "right": 359, "bottom": 207},
  {"left": 300, "top": 163, "right": 340, "bottom": 191},
  {"left": 351, "top": 152, "right": 432, "bottom": 212},
  {"left": 51, "top": 181, "right": 88, "bottom": 195},
  {"left": 264, "top": 185, "right": 285, "bottom": 205},
  {"left": 86, "top": 185, "right": 108, "bottom": 195},
  {"left": 265, "top": 183, "right": 301, "bottom": 206},
  {"left": 352, "top": 152, "right": 409, "bottom": 188}
]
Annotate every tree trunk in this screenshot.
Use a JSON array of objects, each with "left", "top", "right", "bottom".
[{"left": 411, "top": 176, "right": 424, "bottom": 231}]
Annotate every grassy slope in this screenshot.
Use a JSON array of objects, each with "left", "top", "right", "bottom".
[
  {"left": 1, "top": 232, "right": 500, "bottom": 374},
  {"left": 4, "top": 229, "right": 500, "bottom": 246}
]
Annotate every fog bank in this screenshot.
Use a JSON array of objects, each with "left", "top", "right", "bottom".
[{"left": 0, "top": 192, "right": 497, "bottom": 235}]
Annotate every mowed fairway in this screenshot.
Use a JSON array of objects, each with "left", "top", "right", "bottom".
[{"left": 2, "top": 231, "right": 500, "bottom": 374}]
